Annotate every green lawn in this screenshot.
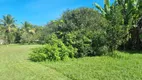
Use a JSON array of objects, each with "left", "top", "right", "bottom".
[
  {"left": 0, "top": 45, "right": 70, "bottom": 80},
  {"left": 0, "top": 45, "right": 142, "bottom": 80},
  {"left": 42, "top": 52, "right": 142, "bottom": 80}
]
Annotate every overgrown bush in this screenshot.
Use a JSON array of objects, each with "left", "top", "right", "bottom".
[
  {"left": 30, "top": 53, "right": 47, "bottom": 62},
  {"left": 29, "top": 34, "right": 77, "bottom": 61}
]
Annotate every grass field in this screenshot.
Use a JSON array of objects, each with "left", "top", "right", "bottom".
[
  {"left": 0, "top": 45, "right": 70, "bottom": 80},
  {"left": 0, "top": 45, "right": 142, "bottom": 80}
]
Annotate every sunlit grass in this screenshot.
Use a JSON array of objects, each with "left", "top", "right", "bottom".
[
  {"left": 41, "top": 51, "right": 142, "bottom": 80},
  {"left": 0, "top": 45, "right": 142, "bottom": 80},
  {"left": 0, "top": 45, "right": 69, "bottom": 80}
]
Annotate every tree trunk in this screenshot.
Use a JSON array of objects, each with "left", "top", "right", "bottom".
[{"left": 130, "top": 27, "right": 141, "bottom": 50}]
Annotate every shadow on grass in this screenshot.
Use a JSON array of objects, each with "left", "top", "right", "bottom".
[{"left": 119, "top": 50, "right": 142, "bottom": 54}]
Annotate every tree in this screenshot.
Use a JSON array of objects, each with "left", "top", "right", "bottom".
[
  {"left": 44, "top": 8, "right": 109, "bottom": 57},
  {"left": 0, "top": 14, "right": 16, "bottom": 44},
  {"left": 0, "top": 25, "right": 5, "bottom": 42},
  {"left": 116, "top": 0, "right": 142, "bottom": 50},
  {"left": 20, "top": 21, "right": 42, "bottom": 44},
  {"left": 22, "top": 21, "right": 35, "bottom": 33},
  {"left": 94, "top": 0, "right": 142, "bottom": 50}
]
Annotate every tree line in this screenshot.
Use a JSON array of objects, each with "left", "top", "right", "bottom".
[
  {"left": 0, "top": 15, "right": 43, "bottom": 44},
  {"left": 0, "top": 0, "right": 142, "bottom": 61}
]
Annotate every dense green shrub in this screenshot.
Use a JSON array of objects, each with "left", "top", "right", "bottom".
[
  {"left": 29, "top": 53, "right": 47, "bottom": 62},
  {"left": 62, "top": 30, "right": 109, "bottom": 57},
  {"left": 30, "top": 34, "right": 77, "bottom": 61},
  {"left": 58, "top": 8, "right": 109, "bottom": 57}
]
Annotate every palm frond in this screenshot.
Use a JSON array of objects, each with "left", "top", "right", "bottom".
[
  {"left": 104, "top": 0, "right": 110, "bottom": 7},
  {"left": 104, "top": 0, "right": 110, "bottom": 14},
  {"left": 94, "top": 3, "right": 106, "bottom": 16}
]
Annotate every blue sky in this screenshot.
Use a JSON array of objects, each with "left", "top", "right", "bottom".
[{"left": 0, "top": 0, "right": 114, "bottom": 26}]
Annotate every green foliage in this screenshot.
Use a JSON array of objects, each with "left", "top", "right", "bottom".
[
  {"left": 0, "top": 0, "right": 141, "bottom": 63},
  {"left": 0, "top": 18, "right": 43, "bottom": 44},
  {"left": 111, "top": 0, "right": 142, "bottom": 50},
  {"left": 30, "top": 34, "right": 77, "bottom": 61},
  {"left": 20, "top": 32, "right": 33, "bottom": 44},
  {"left": 32, "top": 3, "right": 142, "bottom": 61},
  {"left": 58, "top": 8, "right": 109, "bottom": 57},
  {"left": 106, "top": 6, "right": 131, "bottom": 50},
  {"left": 41, "top": 7, "right": 129, "bottom": 59},
  {"left": 95, "top": 0, "right": 136, "bottom": 50},
  {"left": 20, "top": 23, "right": 43, "bottom": 44},
  {"left": 29, "top": 53, "right": 47, "bottom": 62},
  {"left": 0, "top": 14, "right": 16, "bottom": 44},
  {"left": 111, "top": 51, "right": 130, "bottom": 59},
  {"left": 97, "top": 46, "right": 109, "bottom": 55},
  {"left": 20, "top": 32, "right": 38, "bottom": 44}
]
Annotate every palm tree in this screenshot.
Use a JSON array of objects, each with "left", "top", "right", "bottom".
[
  {"left": 95, "top": 0, "right": 141, "bottom": 50},
  {"left": 116, "top": 0, "right": 142, "bottom": 50},
  {"left": 22, "top": 21, "right": 32, "bottom": 32},
  {"left": 0, "top": 14, "right": 16, "bottom": 44},
  {"left": 22, "top": 21, "right": 35, "bottom": 34},
  {"left": 1, "top": 14, "right": 16, "bottom": 32}
]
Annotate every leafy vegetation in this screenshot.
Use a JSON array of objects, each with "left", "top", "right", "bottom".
[
  {"left": 28, "top": 0, "right": 142, "bottom": 61},
  {"left": 0, "top": 0, "right": 141, "bottom": 51},
  {"left": 0, "top": 0, "right": 142, "bottom": 75},
  {"left": 0, "top": 17, "right": 43, "bottom": 44},
  {"left": 30, "top": 34, "right": 77, "bottom": 61},
  {"left": 1, "top": 0, "right": 142, "bottom": 79}
]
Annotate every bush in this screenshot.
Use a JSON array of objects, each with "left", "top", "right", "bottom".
[
  {"left": 97, "top": 46, "right": 109, "bottom": 56},
  {"left": 111, "top": 51, "right": 130, "bottom": 59},
  {"left": 29, "top": 34, "right": 77, "bottom": 61},
  {"left": 29, "top": 53, "right": 47, "bottom": 62}
]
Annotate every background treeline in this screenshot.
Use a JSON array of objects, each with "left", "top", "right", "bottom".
[
  {"left": 0, "top": 16, "right": 43, "bottom": 44},
  {"left": 1, "top": 0, "right": 142, "bottom": 61}
]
